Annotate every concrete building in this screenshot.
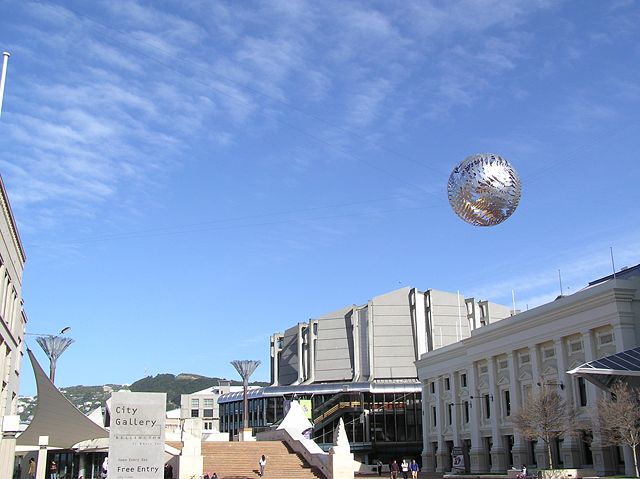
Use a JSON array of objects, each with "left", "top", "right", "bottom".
[
  {"left": 416, "top": 264, "right": 640, "bottom": 477},
  {"left": 220, "top": 287, "right": 512, "bottom": 464},
  {"left": 0, "top": 176, "right": 27, "bottom": 479},
  {"left": 180, "top": 380, "right": 246, "bottom": 439}
]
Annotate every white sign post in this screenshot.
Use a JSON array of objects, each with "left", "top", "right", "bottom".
[{"left": 109, "top": 392, "right": 166, "bottom": 479}]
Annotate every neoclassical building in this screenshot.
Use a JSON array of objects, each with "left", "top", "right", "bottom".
[
  {"left": 416, "top": 264, "right": 640, "bottom": 477},
  {"left": 0, "top": 176, "right": 27, "bottom": 478}
]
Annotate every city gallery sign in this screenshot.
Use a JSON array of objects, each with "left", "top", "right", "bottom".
[{"left": 108, "top": 391, "right": 166, "bottom": 479}]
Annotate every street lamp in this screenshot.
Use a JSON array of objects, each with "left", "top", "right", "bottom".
[
  {"left": 230, "top": 359, "right": 260, "bottom": 441},
  {"left": 26, "top": 327, "right": 73, "bottom": 384}
]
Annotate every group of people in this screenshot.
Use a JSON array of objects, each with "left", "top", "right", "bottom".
[
  {"left": 377, "top": 458, "right": 419, "bottom": 479},
  {"left": 27, "top": 458, "right": 57, "bottom": 479},
  {"left": 203, "top": 473, "right": 219, "bottom": 479}
]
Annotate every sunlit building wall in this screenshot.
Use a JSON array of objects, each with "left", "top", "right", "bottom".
[
  {"left": 0, "top": 176, "right": 27, "bottom": 479},
  {"left": 416, "top": 265, "right": 640, "bottom": 477}
]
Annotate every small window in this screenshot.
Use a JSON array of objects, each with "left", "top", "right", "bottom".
[
  {"left": 430, "top": 382, "right": 435, "bottom": 394},
  {"left": 204, "top": 421, "right": 213, "bottom": 430},
  {"left": 598, "top": 332, "right": 614, "bottom": 346},
  {"left": 204, "top": 398, "right": 214, "bottom": 408},
  {"left": 191, "top": 409, "right": 199, "bottom": 418},
  {"left": 520, "top": 353, "right": 530, "bottom": 364},
  {"left": 432, "top": 406, "right": 437, "bottom": 427},
  {"left": 447, "top": 404, "right": 452, "bottom": 424},
  {"left": 479, "top": 365, "right": 488, "bottom": 375},
  {"left": 464, "top": 401, "right": 469, "bottom": 423},
  {"left": 504, "top": 390, "right": 511, "bottom": 416},
  {"left": 445, "top": 377, "right": 450, "bottom": 390},
  {"left": 569, "top": 340, "right": 583, "bottom": 353},
  {"left": 203, "top": 409, "right": 214, "bottom": 418},
  {"left": 484, "top": 394, "right": 491, "bottom": 419},
  {"left": 543, "top": 347, "right": 556, "bottom": 359},
  {"left": 461, "top": 373, "right": 467, "bottom": 387},
  {"left": 191, "top": 398, "right": 199, "bottom": 408},
  {"left": 578, "top": 377, "right": 588, "bottom": 407},
  {"left": 498, "top": 359, "right": 508, "bottom": 370}
]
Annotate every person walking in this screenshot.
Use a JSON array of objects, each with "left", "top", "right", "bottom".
[
  {"left": 401, "top": 459, "right": 409, "bottom": 479},
  {"left": 376, "top": 459, "right": 383, "bottom": 476},
  {"left": 410, "top": 459, "right": 419, "bottom": 479},
  {"left": 390, "top": 460, "right": 399, "bottom": 479},
  {"left": 28, "top": 458, "right": 36, "bottom": 479},
  {"left": 259, "top": 454, "right": 267, "bottom": 476}
]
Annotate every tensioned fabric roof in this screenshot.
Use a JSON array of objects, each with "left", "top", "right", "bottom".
[
  {"left": 567, "top": 346, "right": 640, "bottom": 390},
  {"left": 16, "top": 349, "right": 109, "bottom": 448}
]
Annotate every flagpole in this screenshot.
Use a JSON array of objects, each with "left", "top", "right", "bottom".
[{"left": 0, "top": 52, "right": 10, "bottom": 117}]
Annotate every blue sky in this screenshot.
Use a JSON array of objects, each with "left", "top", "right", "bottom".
[{"left": 1, "top": 0, "right": 639, "bottom": 397}]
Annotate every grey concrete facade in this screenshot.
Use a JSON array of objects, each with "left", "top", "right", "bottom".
[
  {"left": 270, "top": 287, "right": 512, "bottom": 386},
  {"left": 416, "top": 266, "right": 640, "bottom": 477}
]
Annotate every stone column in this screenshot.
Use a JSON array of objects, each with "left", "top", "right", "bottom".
[
  {"left": 78, "top": 453, "right": 86, "bottom": 479},
  {"left": 421, "top": 380, "right": 436, "bottom": 472},
  {"left": 36, "top": 436, "right": 48, "bottom": 479},
  {"left": 468, "top": 362, "right": 488, "bottom": 473},
  {"left": 582, "top": 330, "right": 616, "bottom": 476},
  {"left": 451, "top": 372, "right": 461, "bottom": 449},
  {"left": 488, "top": 357, "right": 506, "bottom": 472},
  {"left": 528, "top": 344, "right": 549, "bottom": 468},
  {"left": 555, "top": 338, "right": 581, "bottom": 468},
  {"left": 507, "top": 352, "right": 527, "bottom": 467},
  {"left": 435, "top": 376, "right": 449, "bottom": 473},
  {"left": 0, "top": 415, "right": 19, "bottom": 479}
]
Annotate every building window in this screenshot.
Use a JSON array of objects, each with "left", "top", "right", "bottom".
[
  {"left": 464, "top": 401, "right": 469, "bottom": 423},
  {"left": 598, "top": 332, "right": 614, "bottom": 346},
  {"left": 432, "top": 406, "right": 437, "bottom": 427},
  {"left": 204, "top": 421, "right": 213, "bottom": 430},
  {"left": 479, "top": 364, "right": 488, "bottom": 374},
  {"left": 543, "top": 347, "right": 555, "bottom": 359},
  {"left": 578, "top": 377, "right": 588, "bottom": 407},
  {"left": 520, "top": 353, "right": 530, "bottom": 364},
  {"left": 203, "top": 409, "right": 214, "bottom": 418},
  {"left": 191, "top": 399, "right": 199, "bottom": 408},
  {"left": 447, "top": 404, "right": 452, "bottom": 424},
  {"left": 569, "top": 340, "right": 583, "bottom": 353},
  {"left": 484, "top": 394, "right": 491, "bottom": 419},
  {"left": 430, "top": 382, "right": 435, "bottom": 394},
  {"left": 191, "top": 409, "right": 199, "bottom": 418},
  {"left": 204, "top": 398, "right": 214, "bottom": 408},
  {"left": 504, "top": 390, "right": 511, "bottom": 416},
  {"left": 461, "top": 373, "right": 467, "bottom": 387},
  {"left": 498, "top": 359, "right": 508, "bottom": 370},
  {"left": 445, "top": 377, "right": 450, "bottom": 390}
]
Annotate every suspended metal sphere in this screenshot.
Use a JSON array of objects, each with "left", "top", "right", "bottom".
[{"left": 447, "top": 153, "right": 521, "bottom": 226}]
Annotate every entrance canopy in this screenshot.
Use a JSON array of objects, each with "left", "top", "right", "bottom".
[
  {"left": 567, "top": 346, "right": 640, "bottom": 390},
  {"left": 16, "top": 349, "right": 109, "bottom": 448}
]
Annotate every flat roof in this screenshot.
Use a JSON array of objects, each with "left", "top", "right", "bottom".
[{"left": 218, "top": 381, "right": 421, "bottom": 404}]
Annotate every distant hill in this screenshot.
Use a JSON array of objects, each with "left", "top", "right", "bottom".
[{"left": 17, "top": 373, "right": 269, "bottom": 423}]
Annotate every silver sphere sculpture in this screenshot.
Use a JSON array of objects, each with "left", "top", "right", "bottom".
[{"left": 447, "top": 153, "right": 521, "bottom": 226}]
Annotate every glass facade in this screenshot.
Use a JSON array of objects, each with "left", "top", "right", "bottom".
[{"left": 219, "top": 388, "right": 422, "bottom": 463}]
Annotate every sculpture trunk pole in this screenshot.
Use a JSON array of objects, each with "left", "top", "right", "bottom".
[
  {"left": 243, "top": 376, "right": 249, "bottom": 429},
  {"left": 231, "top": 359, "right": 261, "bottom": 441}
]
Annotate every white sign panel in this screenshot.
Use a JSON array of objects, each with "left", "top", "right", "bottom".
[{"left": 109, "top": 392, "right": 166, "bottom": 479}]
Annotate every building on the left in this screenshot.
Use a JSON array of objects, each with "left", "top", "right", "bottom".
[{"left": 0, "top": 175, "right": 27, "bottom": 479}]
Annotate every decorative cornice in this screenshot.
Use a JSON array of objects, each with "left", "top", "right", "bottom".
[{"left": 0, "top": 175, "right": 26, "bottom": 263}]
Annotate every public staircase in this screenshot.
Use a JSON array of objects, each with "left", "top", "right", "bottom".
[{"left": 200, "top": 440, "right": 325, "bottom": 479}]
